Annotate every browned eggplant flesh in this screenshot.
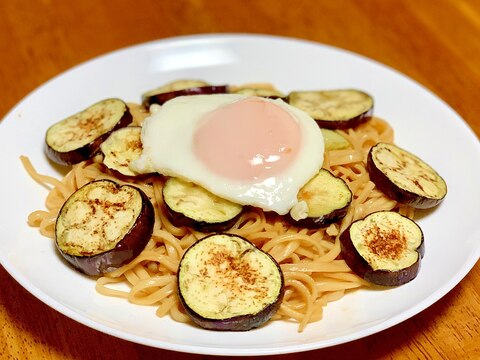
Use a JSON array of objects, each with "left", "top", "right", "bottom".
[
  {"left": 340, "top": 211, "right": 424, "bottom": 286},
  {"left": 367, "top": 142, "right": 447, "bottom": 209},
  {"left": 287, "top": 169, "right": 352, "bottom": 228},
  {"left": 177, "top": 233, "right": 284, "bottom": 331},
  {"left": 288, "top": 89, "right": 373, "bottom": 129},
  {"left": 55, "top": 179, "right": 154, "bottom": 276},
  {"left": 100, "top": 126, "right": 143, "bottom": 177},
  {"left": 45, "top": 98, "right": 132, "bottom": 165},
  {"left": 162, "top": 177, "right": 243, "bottom": 232},
  {"left": 142, "top": 79, "right": 228, "bottom": 107}
]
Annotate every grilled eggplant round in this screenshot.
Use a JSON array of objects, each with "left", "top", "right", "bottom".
[
  {"left": 287, "top": 169, "right": 352, "bottom": 228},
  {"left": 142, "top": 79, "right": 210, "bottom": 101},
  {"left": 162, "top": 177, "right": 243, "bottom": 232},
  {"left": 367, "top": 142, "right": 447, "bottom": 209},
  {"left": 288, "top": 89, "right": 373, "bottom": 129},
  {"left": 45, "top": 98, "right": 132, "bottom": 165},
  {"left": 100, "top": 126, "right": 143, "bottom": 177},
  {"left": 230, "top": 86, "right": 286, "bottom": 99},
  {"left": 142, "top": 79, "right": 229, "bottom": 107},
  {"left": 177, "top": 233, "right": 284, "bottom": 331},
  {"left": 340, "top": 211, "right": 424, "bottom": 286},
  {"left": 55, "top": 179, "right": 154, "bottom": 276}
]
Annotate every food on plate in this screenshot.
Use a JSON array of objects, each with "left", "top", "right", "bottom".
[
  {"left": 231, "top": 86, "right": 286, "bottom": 99},
  {"left": 288, "top": 89, "right": 373, "bottom": 129},
  {"left": 142, "top": 79, "right": 228, "bottom": 107},
  {"left": 340, "top": 211, "right": 424, "bottom": 286},
  {"left": 321, "top": 129, "right": 350, "bottom": 151},
  {"left": 55, "top": 179, "right": 154, "bottom": 276},
  {"left": 100, "top": 126, "right": 143, "bottom": 177},
  {"left": 287, "top": 169, "right": 352, "bottom": 228},
  {"left": 367, "top": 142, "right": 447, "bottom": 209},
  {"left": 162, "top": 177, "right": 243, "bottom": 232},
  {"left": 23, "top": 80, "right": 446, "bottom": 332},
  {"left": 132, "top": 94, "right": 324, "bottom": 216},
  {"left": 45, "top": 98, "right": 132, "bottom": 165},
  {"left": 177, "top": 233, "right": 284, "bottom": 331},
  {"left": 146, "top": 79, "right": 211, "bottom": 94}
]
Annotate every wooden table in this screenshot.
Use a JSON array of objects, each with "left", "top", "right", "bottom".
[{"left": 1, "top": 1, "right": 479, "bottom": 359}]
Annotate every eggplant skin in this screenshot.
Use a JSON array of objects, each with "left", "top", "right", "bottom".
[
  {"left": 314, "top": 107, "right": 373, "bottom": 130},
  {"left": 339, "top": 212, "right": 425, "bottom": 287},
  {"left": 142, "top": 85, "right": 229, "bottom": 107},
  {"left": 367, "top": 144, "right": 447, "bottom": 209},
  {"left": 164, "top": 203, "right": 242, "bottom": 233},
  {"left": 179, "top": 293, "right": 283, "bottom": 332},
  {"left": 45, "top": 100, "right": 132, "bottom": 166},
  {"left": 285, "top": 206, "right": 349, "bottom": 229},
  {"left": 177, "top": 233, "right": 284, "bottom": 331},
  {"left": 55, "top": 180, "right": 154, "bottom": 276}
]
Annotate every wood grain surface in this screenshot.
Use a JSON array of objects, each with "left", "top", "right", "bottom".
[{"left": 1, "top": 0, "right": 479, "bottom": 359}]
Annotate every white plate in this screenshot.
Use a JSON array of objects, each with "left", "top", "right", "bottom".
[{"left": 1, "top": 34, "right": 479, "bottom": 356}]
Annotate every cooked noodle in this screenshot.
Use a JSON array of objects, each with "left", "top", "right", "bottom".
[{"left": 22, "top": 109, "right": 414, "bottom": 332}]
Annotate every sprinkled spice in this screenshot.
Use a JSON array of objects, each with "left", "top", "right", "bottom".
[{"left": 365, "top": 224, "right": 406, "bottom": 260}]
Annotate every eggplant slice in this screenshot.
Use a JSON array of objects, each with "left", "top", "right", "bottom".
[
  {"left": 143, "top": 79, "right": 210, "bottom": 97},
  {"left": 142, "top": 79, "right": 229, "bottom": 107},
  {"left": 177, "top": 233, "right": 284, "bottom": 331},
  {"left": 340, "top": 211, "right": 424, "bottom": 286},
  {"left": 367, "top": 142, "right": 447, "bottom": 209},
  {"left": 287, "top": 169, "right": 352, "bottom": 228},
  {"left": 45, "top": 98, "right": 132, "bottom": 165},
  {"left": 100, "top": 126, "right": 143, "bottom": 177},
  {"left": 230, "top": 86, "right": 286, "bottom": 99},
  {"left": 55, "top": 179, "right": 154, "bottom": 276},
  {"left": 288, "top": 89, "right": 373, "bottom": 129},
  {"left": 162, "top": 177, "right": 243, "bottom": 232},
  {"left": 321, "top": 129, "right": 351, "bottom": 151}
]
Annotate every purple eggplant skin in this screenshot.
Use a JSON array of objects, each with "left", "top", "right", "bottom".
[
  {"left": 142, "top": 85, "right": 229, "bottom": 108},
  {"left": 45, "top": 105, "right": 133, "bottom": 166},
  {"left": 55, "top": 181, "right": 155, "bottom": 276},
  {"left": 164, "top": 203, "right": 243, "bottom": 233},
  {"left": 179, "top": 292, "right": 284, "bottom": 331},
  {"left": 284, "top": 203, "right": 350, "bottom": 229},
  {"left": 314, "top": 106, "right": 373, "bottom": 130},
  {"left": 339, "top": 216, "right": 425, "bottom": 287},
  {"left": 366, "top": 145, "right": 447, "bottom": 209}
]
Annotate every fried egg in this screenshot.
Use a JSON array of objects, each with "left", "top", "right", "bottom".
[{"left": 132, "top": 94, "right": 324, "bottom": 215}]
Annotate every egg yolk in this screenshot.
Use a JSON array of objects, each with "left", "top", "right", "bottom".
[{"left": 193, "top": 97, "right": 301, "bottom": 182}]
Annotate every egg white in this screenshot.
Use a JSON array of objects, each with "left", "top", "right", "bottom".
[{"left": 132, "top": 94, "right": 324, "bottom": 215}]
